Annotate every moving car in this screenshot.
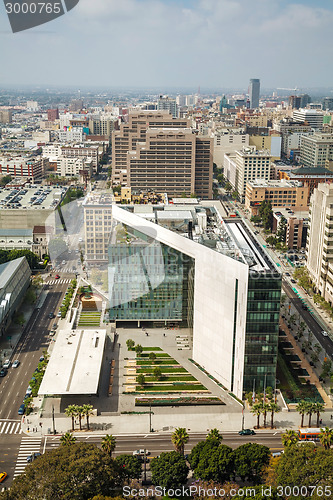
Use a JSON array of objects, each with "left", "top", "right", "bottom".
[
  {"left": 2, "top": 359, "right": 11, "bottom": 369},
  {"left": 55, "top": 274, "right": 60, "bottom": 279},
  {"left": 18, "top": 404, "right": 26, "bottom": 415},
  {"left": 27, "top": 452, "right": 41, "bottom": 463},
  {"left": 321, "top": 331, "right": 328, "bottom": 337},
  {"left": 238, "top": 429, "right": 256, "bottom": 435},
  {"left": 0, "top": 472, "right": 7, "bottom": 483},
  {"left": 133, "top": 449, "right": 150, "bottom": 456},
  {"left": 48, "top": 312, "right": 54, "bottom": 319},
  {"left": 0, "top": 368, "right": 7, "bottom": 377},
  {"left": 12, "top": 360, "right": 20, "bottom": 368}
]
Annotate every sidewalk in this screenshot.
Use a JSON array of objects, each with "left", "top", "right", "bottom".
[{"left": 0, "top": 286, "right": 47, "bottom": 366}]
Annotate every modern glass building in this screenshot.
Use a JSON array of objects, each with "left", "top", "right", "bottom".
[
  {"left": 108, "top": 223, "right": 194, "bottom": 323},
  {"left": 108, "top": 203, "right": 281, "bottom": 398}
]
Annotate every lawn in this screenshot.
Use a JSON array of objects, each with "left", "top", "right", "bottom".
[
  {"left": 136, "top": 359, "right": 178, "bottom": 365},
  {"left": 141, "top": 375, "right": 197, "bottom": 382},
  {"left": 139, "top": 353, "right": 171, "bottom": 358},
  {"left": 136, "top": 384, "right": 208, "bottom": 392},
  {"left": 136, "top": 367, "right": 187, "bottom": 374}
]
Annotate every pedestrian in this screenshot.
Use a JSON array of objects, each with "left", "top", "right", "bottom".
[
  {"left": 320, "top": 419, "right": 323, "bottom": 425},
  {"left": 27, "top": 427, "right": 30, "bottom": 432}
]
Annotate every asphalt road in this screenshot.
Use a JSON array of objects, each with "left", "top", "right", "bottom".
[
  {"left": 282, "top": 280, "right": 333, "bottom": 359},
  {"left": 0, "top": 278, "right": 71, "bottom": 483}
]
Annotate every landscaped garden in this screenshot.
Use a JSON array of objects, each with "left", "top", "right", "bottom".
[
  {"left": 277, "top": 348, "right": 324, "bottom": 404},
  {"left": 78, "top": 311, "right": 101, "bottom": 327},
  {"left": 124, "top": 340, "right": 209, "bottom": 395}
]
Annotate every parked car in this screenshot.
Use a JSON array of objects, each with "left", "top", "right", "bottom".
[
  {"left": 26, "top": 386, "right": 32, "bottom": 396},
  {"left": 52, "top": 323, "right": 58, "bottom": 330},
  {"left": 290, "top": 279, "right": 296, "bottom": 283},
  {"left": 39, "top": 356, "right": 44, "bottom": 362},
  {"left": 57, "top": 311, "right": 62, "bottom": 318},
  {"left": 2, "top": 359, "right": 11, "bottom": 369},
  {"left": 321, "top": 331, "right": 328, "bottom": 337},
  {"left": 238, "top": 429, "right": 256, "bottom": 435},
  {"left": 18, "top": 404, "right": 25, "bottom": 415},
  {"left": 48, "top": 312, "right": 54, "bottom": 319},
  {"left": 0, "top": 472, "right": 7, "bottom": 483},
  {"left": 12, "top": 360, "right": 20, "bottom": 368},
  {"left": 0, "top": 368, "right": 7, "bottom": 377}
]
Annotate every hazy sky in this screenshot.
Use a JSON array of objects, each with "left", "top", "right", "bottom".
[{"left": 1, "top": 0, "right": 333, "bottom": 90}]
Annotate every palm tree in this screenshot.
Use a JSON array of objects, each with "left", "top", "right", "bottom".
[
  {"left": 319, "top": 427, "right": 333, "bottom": 450},
  {"left": 306, "top": 402, "right": 315, "bottom": 428},
  {"left": 313, "top": 402, "right": 325, "bottom": 427},
  {"left": 75, "top": 405, "right": 84, "bottom": 431},
  {"left": 281, "top": 430, "right": 298, "bottom": 447},
  {"left": 262, "top": 403, "right": 271, "bottom": 428},
  {"left": 65, "top": 405, "right": 77, "bottom": 432},
  {"left": 269, "top": 402, "right": 280, "bottom": 429},
  {"left": 296, "top": 400, "right": 308, "bottom": 428},
  {"left": 60, "top": 432, "right": 76, "bottom": 446},
  {"left": 206, "top": 428, "right": 223, "bottom": 444},
  {"left": 82, "top": 404, "right": 94, "bottom": 431},
  {"left": 171, "top": 427, "right": 189, "bottom": 455},
  {"left": 101, "top": 434, "right": 116, "bottom": 457},
  {"left": 251, "top": 402, "right": 263, "bottom": 429}
]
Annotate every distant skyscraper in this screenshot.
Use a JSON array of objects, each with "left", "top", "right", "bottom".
[
  {"left": 249, "top": 79, "right": 260, "bottom": 109},
  {"left": 157, "top": 95, "right": 178, "bottom": 118}
]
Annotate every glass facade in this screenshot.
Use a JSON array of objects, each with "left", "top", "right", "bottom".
[
  {"left": 108, "top": 224, "right": 194, "bottom": 323},
  {"left": 243, "top": 273, "right": 282, "bottom": 394}
]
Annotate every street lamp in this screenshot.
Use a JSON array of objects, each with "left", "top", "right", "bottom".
[{"left": 52, "top": 405, "right": 56, "bottom": 435}]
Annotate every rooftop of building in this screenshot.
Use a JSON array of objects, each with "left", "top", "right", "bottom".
[
  {"left": 237, "top": 146, "right": 271, "bottom": 157},
  {"left": 82, "top": 192, "right": 114, "bottom": 207},
  {"left": 38, "top": 329, "right": 106, "bottom": 396},
  {"left": 112, "top": 202, "right": 279, "bottom": 274},
  {"left": 0, "top": 257, "right": 27, "bottom": 290},
  {"left": 0, "top": 184, "right": 67, "bottom": 211},
  {"left": 292, "top": 166, "right": 333, "bottom": 175},
  {"left": 247, "top": 179, "right": 304, "bottom": 189}
]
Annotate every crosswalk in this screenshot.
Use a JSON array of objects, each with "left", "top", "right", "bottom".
[
  {"left": 14, "top": 436, "right": 42, "bottom": 478},
  {"left": 0, "top": 420, "right": 22, "bottom": 434},
  {"left": 46, "top": 278, "right": 72, "bottom": 285}
]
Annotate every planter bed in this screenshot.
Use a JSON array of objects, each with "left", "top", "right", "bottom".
[
  {"left": 136, "top": 367, "right": 187, "bottom": 374},
  {"left": 136, "top": 359, "right": 178, "bottom": 366},
  {"left": 140, "top": 375, "right": 197, "bottom": 382},
  {"left": 135, "top": 396, "right": 224, "bottom": 406},
  {"left": 136, "top": 383, "right": 207, "bottom": 392},
  {"left": 139, "top": 353, "right": 171, "bottom": 358}
]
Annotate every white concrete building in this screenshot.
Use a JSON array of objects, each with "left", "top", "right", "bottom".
[{"left": 213, "top": 131, "right": 249, "bottom": 168}]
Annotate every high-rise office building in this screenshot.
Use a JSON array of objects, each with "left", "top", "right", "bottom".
[
  {"left": 111, "top": 111, "right": 191, "bottom": 185},
  {"left": 108, "top": 203, "right": 282, "bottom": 398},
  {"left": 127, "top": 128, "right": 213, "bottom": 199},
  {"left": 249, "top": 79, "right": 260, "bottom": 109},
  {"left": 293, "top": 109, "right": 323, "bottom": 130},
  {"left": 300, "top": 133, "right": 333, "bottom": 168},
  {"left": 47, "top": 109, "right": 59, "bottom": 122},
  {"left": 306, "top": 183, "right": 333, "bottom": 304},
  {"left": 157, "top": 95, "right": 178, "bottom": 118}
]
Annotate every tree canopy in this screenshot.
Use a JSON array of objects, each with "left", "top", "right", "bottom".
[
  {"left": 189, "top": 440, "right": 233, "bottom": 483},
  {"left": 232, "top": 443, "right": 270, "bottom": 484},
  {"left": 2, "top": 443, "right": 124, "bottom": 500},
  {"left": 150, "top": 451, "right": 189, "bottom": 489}
]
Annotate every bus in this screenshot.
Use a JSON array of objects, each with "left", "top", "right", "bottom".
[{"left": 298, "top": 428, "right": 323, "bottom": 442}]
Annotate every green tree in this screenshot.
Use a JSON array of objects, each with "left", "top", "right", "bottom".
[
  {"left": 149, "top": 352, "right": 157, "bottom": 363},
  {"left": 319, "top": 427, "right": 333, "bottom": 450},
  {"left": 150, "top": 451, "right": 189, "bottom": 489},
  {"left": 281, "top": 429, "right": 298, "bottom": 447},
  {"left": 126, "top": 339, "right": 135, "bottom": 350},
  {"left": 81, "top": 404, "right": 94, "bottom": 431},
  {"left": 251, "top": 215, "right": 262, "bottom": 225},
  {"left": 262, "top": 403, "right": 271, "bottom": 428},
  {"left": 0, "top": 175, "right": 12, "bottom": 186},
  {"left": 60, "top": 432, "right": 76, "bottom": 446},
  {"left": 251, "top": 402, "right": 263, "bottom": 429},
  {"left": 8, "top": 249, "right": 39, "bottom": 269},
  {"left": 137, "top": 374, "right": 145, "bottom": 387},
  {"left": 225, "top": 182, "right": 232, "bottom": 193},
  {"left": 307, "top": 402, "right": 316, "bottom": 427},
  {"left": 232, "top": 443, "right": 270, "bottom": 484},
  {"left": 296, "top": 401, "right": 308, "bottom": 429},
  {"left": 153, "top": 366, "right": 162, "bottom": 381},
  {"left": 276, "top": 216, "right": 287, "bottom": 243},
  {"left": 171, "top": 427, "right": 189, "bottom": 455},
  {"left": 75, "top": 405, "right": 84, "bottom": 431},
  {"left": 276, "top": 446, "right": 333, "bottom": 488},
  {"left": 135, "top": 344, "right": 143, "bottom": 356},
  {"left": 206, "top": 428, "right": 223, "bottom": 444},
  {"left": 268, "top": 402, "right": 280, "bottom": 429},
  {"left": 101, "top": 434, "right": 116, "bottom": 457},
  {"left": 189, "top": 440, "right": 233, "bottom": 483},
  {"left": 115, "top": 454, "right": 142, "bottom": 482},
  {"left": 3, "top": 442, "right": 124, "bottom": 500},
  {"left": 65, "top": 405, "right": 78, "bottom": 432}
]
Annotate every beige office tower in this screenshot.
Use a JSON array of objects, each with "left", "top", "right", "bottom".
[
  {"left": 306, "top": 183, "right": 333, "bottom": 303},
  {"left": 111, "top": 111, "right": 191, "bottom": 185},
  {"left": 127, "top": 128, "right": 213, "bottom": 199}
]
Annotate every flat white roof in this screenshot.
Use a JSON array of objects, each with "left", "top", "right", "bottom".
[{"left": 38, "top": 329, "right": 106, "bottom": 396}]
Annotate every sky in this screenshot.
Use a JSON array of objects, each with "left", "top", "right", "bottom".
[{"left": 1, "top": 0, "right": 333, "bottom": 90}]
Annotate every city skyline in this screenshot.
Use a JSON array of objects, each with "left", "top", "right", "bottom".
[{"left": 1, "top": 0, "right": 333, "bottom": 88}]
